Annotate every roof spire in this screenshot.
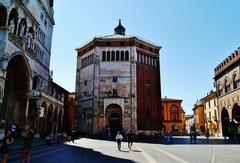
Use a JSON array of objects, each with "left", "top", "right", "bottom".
[{"left": 114, "top": 19, "right": 125, "bottom": 35}]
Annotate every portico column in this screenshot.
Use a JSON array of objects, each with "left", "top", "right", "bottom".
[{"left": 25, "top": 96, "right": 30, "bottom": 122}]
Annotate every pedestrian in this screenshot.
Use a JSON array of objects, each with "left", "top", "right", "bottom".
[
  {"left": 127, "top": 131, "right": 133, "bottom": 151},
  {"left": 206, "top": 129, "right": 210, "bottom": 143},
  {"left": 190, "top": 130, "right": 193, "bottom": 144},
  {"left": 20, "top": 122, "right": 34, "bottom": 163},
  {"left": 193, "top": 131, "right": 197, "bottom": 144},
  {"left": 167, "top": 132, "right": 173, "bottom": 144},
  {"left": 1, "top": 129, "right": 13, "bottom": 163},
  {"left": 115, "top": 131, "right": 123, "bottom": 151}
]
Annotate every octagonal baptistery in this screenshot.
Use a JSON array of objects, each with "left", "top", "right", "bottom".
[{"left": 75, "top": 20, "right": 162, "bottom": 135}]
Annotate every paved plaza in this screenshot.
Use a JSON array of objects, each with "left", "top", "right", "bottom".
[{"left": 3, "top": 136, "right": 240, "bottom": 163}]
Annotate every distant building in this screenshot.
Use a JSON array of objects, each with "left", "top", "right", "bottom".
[
  {"left": 65, "top": 92, "right": 76, "bottom": 135},
  {"left": 214, "top": 47, "right": 240, "bottom": 137},
  {"left": 75, "top": 20, "right": 162, "bottom": 135},
  {"left": 161, "top": 97, "right": 185, "bottom": 135},
  {"left": 202, "top": 91, "right": 220, "bottom": 136},
  {"left": 185, "top": 115, "right": 194, "bottom": 134},
  {"left": 192, "top": 100, "right": 205, "bottom": 133}
]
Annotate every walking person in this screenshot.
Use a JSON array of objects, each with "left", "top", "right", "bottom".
[
  {"left": 1, "top": 129, "right": 13, "bottom": 163},
  {"left": 115, "top": 131, "right": 123, "bottom": 151},
  {"left": 206, "top": 129, "right": 210, "bottom": 143},
  {"left": 20, "top": 123, "right": 34, "bottom": 163},
  {"left": 127, "top": 131, "right": 133, "bottom": 151}
]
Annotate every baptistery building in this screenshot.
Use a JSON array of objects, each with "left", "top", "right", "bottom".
[{"left": 75, "top": 20, "right": 162, "bottom": 135}]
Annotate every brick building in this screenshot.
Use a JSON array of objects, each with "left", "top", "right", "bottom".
[
  {"left": 192, "top": 100, "right": 205, "bottom": 134},
  {"left": 161, "top": 97, "right": 185, "bottom": 135},
  {"left": 75, "top": 20, "right": 161, "bottom": 135}
]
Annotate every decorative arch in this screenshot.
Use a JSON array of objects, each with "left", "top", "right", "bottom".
[
  {"left": 224, "top": 77, "right": 231, "bottom": 94},
  {"left": 0, "top": 4, "right": 7, "bottom": 27},
  {"left": 8, "top": 8, "right": 19, "bottom": 34},
  {"left": 232, "top": 72, "right": 240, "bottom": 89},
  {"left": 18, "top": 18, "right": 27, "bottom": 38}
]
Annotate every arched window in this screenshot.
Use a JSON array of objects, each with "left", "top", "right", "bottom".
[
  {"left": 120, "top": 51, "right": 124, "bottom": 61},
  {"left": 107, "top": 51, "right": 110, "bottom": 61},
  {"left": 116, "top": 51, "right": 120, "bottom": 61},
  {"left": 171, "top": 105, "right": 177, "bottom": 112},
  {"left": 102, "top": 51, "right": 106, "bottom": 61},
  {"left": 172, "top": 115, "right": 177, "bottom": 121},
  {"left": 0, "top": 4, "right": 7, "bottom": 27},
  {"left": 8, "top": 8, "right": 19, "bottom": 34},
  {"left": 32, "top": 76, "right": 39, "bottom": 90},
  {"left": 233, "top": 74, "right": 240, "bottom": 89},
  {"left": 224, "top": 78, "right": 231, "bottom": 93},
  {"left": 26, "top": 26, "right": 34, "bottom": 49},
  {"left": 111, "top": 51, "right": 115, "bottom": 61},
  {"left": 218, "top": 83, "right": 223, "bottom": 96},
  {"left": 18, "top": 18, "right": 27, "bottom": 38},
  {"left": 125, "top": 51, "right": 129, "bottom": 61}
]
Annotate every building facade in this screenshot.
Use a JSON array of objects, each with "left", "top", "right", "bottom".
[
  {"left": 214, "top": 47, "right": 240, "bottom": 137},
  {"left": 185, "top": 115, "right": 194, "bottom": 134},
  {"left": 0, "top": 0, "right": 66, "bottom": 137},
  {"left": 202, "top": 91, "right": 219, "bottom": 136},
  {"left": 192, "top": 100, "right": 205, "bottom": 134},
  {"left": 75, "top": 20, "right": 161, "bottom": 135},
  {"left": 161, "top": 97, "right": 185, "bottom": 135}
]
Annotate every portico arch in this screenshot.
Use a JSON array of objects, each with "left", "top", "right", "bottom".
[
  {"left": 1, "top": 53, "right": 31, "bottom": 126},
  {"left": 232, "top": 103, "right": 240, "bottom": 122},
  {"left": 221, "top": 107, "right": 230, "bottom": 136}
]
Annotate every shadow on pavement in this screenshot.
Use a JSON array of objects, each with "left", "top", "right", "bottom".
[{"left": 31, "top": 143, "right": 135, "bottom": 163}]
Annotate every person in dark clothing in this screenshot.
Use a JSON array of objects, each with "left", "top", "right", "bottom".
[
  {"left": 1, "top": 129, "right": 13, "bottom": 163},
  {"left": 20, "top": 123, "right": 34, "bottom": 163},
  {"left": 127, "top": 132, "right": 133, "bottom": 151}
]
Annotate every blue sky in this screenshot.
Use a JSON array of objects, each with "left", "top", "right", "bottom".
[{"left": 50, "top": 0, "right": 240, "bottom": 114}]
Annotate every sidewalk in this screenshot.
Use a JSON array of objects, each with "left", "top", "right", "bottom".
[{"left": 9, "top": 138, "right": 47, "bottom": 151}]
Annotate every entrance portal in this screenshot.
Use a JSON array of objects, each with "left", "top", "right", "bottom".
[
  {"left": 232, "top": 104, "right": 240, "bottom": 122},
  {"left": 1, "top": 55, "right": 30, "bottom": 126},
  {"left": 221, "top": 107, "right": 230, "bottom": 136},
  {"left": 105, "top": 104, "right": 122, "bottom": 136}
]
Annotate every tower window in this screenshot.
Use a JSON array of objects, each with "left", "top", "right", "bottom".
[
  {"left": 102, "top": 51, "right": 106, "bottom": 61},
  {"left": 113, "top": 77, "right": 118, "bottom": 82},
  {"left": 111, "top": 51, "right": 115, "bottom": 61},
  {"left": 84, "top": 80, "right": 87, "bottom": 86},
  {"left": 107, "top": 51, "right": 111, "bottom": 61},
  {"left": 112, "top": 88, "right": 118, "bottom": 96},
  {"left": 125, "top": 51, "right": 129, "bottom": 61},
  {"left": 116, "top": 51, "right": 120, "bottom": 61},
  {"left": 121, "top": 51, "right": 124, "bottom": 61}
]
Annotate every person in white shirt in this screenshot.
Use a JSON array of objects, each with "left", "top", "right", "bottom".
[{"left": 115, "top": 131, "right": 123, "bottom": 151}]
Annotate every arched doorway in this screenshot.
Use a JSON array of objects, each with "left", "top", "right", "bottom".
[
  {"left": 221, "top": 107, "right": 230, "bottom": 136},
  {"left": 232, "top": 104, "right": 240, "bottom": 122},
  {"left": 1, "top": 54, "right": 30, "bottom": 126},
  {"left": 47, "top": 105, "right": 53, "bottom": 134},
  {"left": 105, "top": 104, "right": 122, "bottom": 136},
  {"left": 39, "top": 102, "right": 47, "bottom": 136}
]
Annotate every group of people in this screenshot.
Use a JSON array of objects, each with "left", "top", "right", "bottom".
[
  {"left": 1, "top": 122, "right": 34, "bottom": 163},
  {"left": 115, "top": 131, "right": 133, "bottom": 151}
]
